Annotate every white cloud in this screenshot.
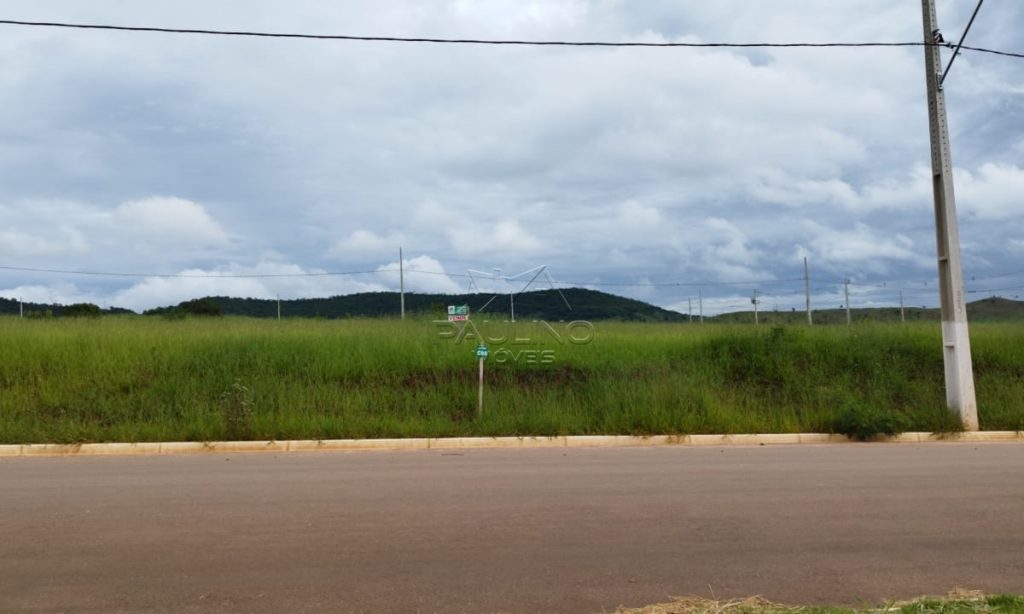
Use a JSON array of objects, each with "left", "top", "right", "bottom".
[
  {"left": 0, "top": 196, "right": 228, "bottom": 267},
  {"left": 108, "top": 259, "right": 387, "bottom": 309},
  {"left": 0, "top": 0, "right": 1020, "bottom": 311},
  {"left": 376, "top": 255, "right": 462, "bottom": 294},
  {"left": 114, "top": 197, "right": 228, "bottom": 246},
  {"left": 0, "top": 228, "right": 88, "bottom": 258},
  {"left": 0, "top": 282, "right": 102, "bottom": 307},
  {"left": 327, "top": 229, "right": 405, "bottom": 258},
  {"left": 799, "top": 222, "right": 931, "bottom": 273},
  {"left": 956, "top": 164, "right": 1024, "bottom": 221}
]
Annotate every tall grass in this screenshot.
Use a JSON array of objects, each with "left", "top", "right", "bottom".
[{"left": 0, "top": 316, "right": 1021, "bottom": 443}]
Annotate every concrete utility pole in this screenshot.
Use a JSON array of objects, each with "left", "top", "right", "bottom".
[
  {"left": 844, "top": 279, "right": 851, "bottom": 326},
  {"left": 804, "top": 256, "right": 813, "bottom": 325},
  {"left": 699, "top": 289, "right": 704, "bottom": 324},
  {"left": 899, "top": 289, "right": 906, "bottom": 323},
  {"left": 399, "top": 247, "right": 406, "bottom": 320},
  {"left": 688, "top": 297, "right": 693, "bottom": 322},
  {"left": 751, "top": 290, "right": 760, "bottom": 325},
  {"left": 277, "top": 295, "right": 281, "bottom": 321},
  {"left": 921, "top": 0, "right": 979, "bottom": 430}
]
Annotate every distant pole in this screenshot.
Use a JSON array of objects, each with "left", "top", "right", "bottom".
[
  {"left": 921, "top": 0, "right": 978, "bottom": 430},
  {"left": 844, "top": 279, "right": 852, "bottom": 326},
  {"left": 399, "top": 247, "right": 406, "bottom": 320},
  {"left": 19, "top": 298, "right": 23, "bottom": 319},
  {"left": 277, "top": 295, "right": 281, "bottom": 321},
  {"left": 699, "top": 289, "right": 704, "bottom": 324},
  {"left": 752, "top": 290, "right": 759, "bottom": 325},
  {"left": 899, "top": 289, "right": 906, "bottom": 323},
  {"left": 804, "top": 256, "right": 813, "bottom": 325},
  {"left": 688, "top": 297, "right": 693, "bottom": 322},
  {"left": 510, "top": 292, "right": 515, "bottom": 323}
]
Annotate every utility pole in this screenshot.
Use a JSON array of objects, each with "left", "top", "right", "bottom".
[
  {"left": 899, "top": 288, "right": 906, "bottom": 323},
  {"left": 844, "top": 279, "right": 851, "bottom": 326},
  {"left": 399, "top": 247, "right": 405, "bottom": 320},
  {"left": 19, "top": 297, "right": 23, "bottom": 319},
  {"left": 277, "top": 295, "right": 281, "bottom": 321},
  {"left": 688, "top": 297, "right": 693, "bottom": 322},
  {"left": 804, "top": 256, "right": 813, "bottom": 325},
  {"left": 699, "top": 289, "right": 704, "bottom": 324},
  {"left": 751, "top": 290, "right": 760, "bottom": 325},
  {"left": 921, "top": 0, "right": 979, "bottom": 430}
]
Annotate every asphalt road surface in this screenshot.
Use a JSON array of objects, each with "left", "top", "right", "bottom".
[{"left": 2, "top": 443, "right": 1023, "bottom": 613}]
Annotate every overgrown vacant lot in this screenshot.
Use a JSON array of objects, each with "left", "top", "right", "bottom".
[{"left": 1, "top": 316, "right": 1022, "bottom": 443}]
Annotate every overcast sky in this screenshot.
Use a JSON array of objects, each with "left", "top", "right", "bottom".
[{"left": 0, "top": 0, "right": 1022, "bottom": 314}]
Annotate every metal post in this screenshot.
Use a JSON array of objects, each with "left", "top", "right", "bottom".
[
  {"left": 844, "top": 279, "right": 851, "bottom": 326},
  {"left": 399, "top": 247, "right": 405, "bottom": 320},
  {"left": 477, "top": 356, "right": 484, "bottom": 416},
  {"left": 900, "top": 288, "right": 906, "bottom": 323},
  {"left": 699, "top": 289, "right": 704, "bottom": 324},
  {"left": 752, "top": 290, "right": 759, "bottom": 325},
  {"left": 922, "top": 0, "right": 979, "bottom": 430},
  {"left": 804, "top": 256, "right": 813, "bottom": 325}
]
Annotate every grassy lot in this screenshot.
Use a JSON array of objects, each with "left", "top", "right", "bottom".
[
  {"left": 1, "top": 316, "right": 1022, "bottom": 443},
  {"left": 617, "top": 592, "right": 1024, "bottom": 613}
]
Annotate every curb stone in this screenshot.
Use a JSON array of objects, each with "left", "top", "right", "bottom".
[{"left": 1, "top": 431, "right": 1021, "bottom": 457}]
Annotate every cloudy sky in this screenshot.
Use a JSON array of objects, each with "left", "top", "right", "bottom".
[{"left": 0, "top": 0, "right": 1022, "bottom": 314}]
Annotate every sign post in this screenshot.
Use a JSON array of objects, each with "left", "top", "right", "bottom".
[
  {"left": 448, "top": 304, "right": 486, "bottom": 416},
  {"left": 475, "top": 344, "right": 488, "bottom": 416},
  {"left": 447, "top": 304, "right": 469, "bottom": 322}
]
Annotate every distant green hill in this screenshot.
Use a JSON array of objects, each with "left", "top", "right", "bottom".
[
  {"left": 0, "top": 297, "right": 132, "bottom": 318},
  {"left": 144, "top": 288, "right": 689, "bottom": 322},
  {"left": 5, "top": 291, "right": 1023, "bottom": 324},
  {"left": 711, "top": 296, "right": 1024, "bottom": 325}
]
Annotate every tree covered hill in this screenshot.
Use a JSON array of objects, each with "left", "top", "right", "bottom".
[
  {"left": 711, "top": 296, "right": 1024, "bottom": 325},
  {"left": 144, "top": 288, "right": 689, "bottom": 322},
  {"left": 0, "top": 297, "right": 133, "bottom": 318},
  {"left": 4, "top": 291, "right": 1023, "bottom": 323}
]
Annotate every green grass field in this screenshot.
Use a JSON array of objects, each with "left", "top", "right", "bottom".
[{"left": 1, "top": 316, "right": 1022, "bottom": 443}]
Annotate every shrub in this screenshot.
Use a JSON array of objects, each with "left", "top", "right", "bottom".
[
  {"left": 220, "top": 380, "right": 255, "bottom": 440},
  {"left": 179, "top": 299, "right": 222, "bottom": 316},
  {"left": 62, "top": 303, "right": 103, "bottom": 318},
  {"left": 834, "top": 401, "right": 908, "bottom": 441}
]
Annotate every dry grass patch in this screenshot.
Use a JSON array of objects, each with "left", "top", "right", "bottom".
[{"left": 616, "top": 590, "right": 1024, "bottom": 614}]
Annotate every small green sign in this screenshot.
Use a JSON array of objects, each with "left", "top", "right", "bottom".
[
  {"left": 448, "top": 305, "right": 470, "bottom": 316},
  {"left": 475, "top": 345, "right": 489, "bottom": 359}
]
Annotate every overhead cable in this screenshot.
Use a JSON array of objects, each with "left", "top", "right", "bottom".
[{"left": 0, "top": 19, "right": 1021, "bottom": 59}]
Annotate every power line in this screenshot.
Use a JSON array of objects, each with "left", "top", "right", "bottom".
[
  {"left": 3, "top": 263, "right": 1022, "bottom": 298},
  {"left": 0, "top": 18, "right": 1021, "bottom": 59},
  {"left": 0, "top": 264, "right": 388, "bottom": 279},
  {"left": 967, "top": 284, "right": 1024, "bottom": 295},
  {"left": 0, "top": 263, "right": 803, "bottom": 289},
  {"left": 959, "top": 44, "right": 1024, "bottom": 59},
  {"left": 548, "top": 277, "right": 805, "bottom": 288},
  {"left": 940, "top": 0, "right": 986, "bottom": 85}
]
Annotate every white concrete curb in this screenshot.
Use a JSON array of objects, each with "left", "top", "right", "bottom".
[{"left": 0, "top": 431, "right": 1021, "bottom": 457}]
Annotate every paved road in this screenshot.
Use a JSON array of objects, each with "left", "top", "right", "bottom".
[{"left": 2, "top": 443, "right": 1022, "bottom": 613}]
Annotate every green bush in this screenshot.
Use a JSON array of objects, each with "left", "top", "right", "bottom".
[
  {"left": 179, "top": 299, "right": 222, "bottom": 317},
  {"left": 220, "top": 380, "right": 255, "bottom": 440},
  {"left": 62, "top": 303, "right": 103, "bottom": 318},
  {"left": 834, "top": 402, "right": 908, "bottom": 441}
]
